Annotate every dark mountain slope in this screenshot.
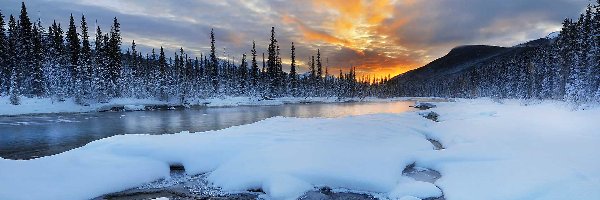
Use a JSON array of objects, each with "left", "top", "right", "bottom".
[
  {"left": 384, "top": 36, "right": 584, "bottom": 100},
  {"left": 392, "top": 45, "right": 509, "bottom": 82}
]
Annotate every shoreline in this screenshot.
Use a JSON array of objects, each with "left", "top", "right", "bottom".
[{"left": 0, "top": 96, "right": 450, "bottom": 117}]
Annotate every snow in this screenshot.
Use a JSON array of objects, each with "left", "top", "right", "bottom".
[
  {"left": 0, "top": 96, "right": 165, "bottom": 116},
  {"left": 419, "top": 99, "right": 600, "bottom": 200},
  {"left": 389, "top": 176, "right": 442, "bottom": 199},
  {"left": 1, "top": 99, "right": 599, "bottom": 200},
  {"left": 546, "top": 31, "right": 560, "bottom": 39}
]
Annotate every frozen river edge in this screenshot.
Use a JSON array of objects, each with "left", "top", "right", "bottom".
[{"left": 0, "top": 96, "right": 450, "bottom": 116}]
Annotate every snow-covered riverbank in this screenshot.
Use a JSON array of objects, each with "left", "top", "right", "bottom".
[
  {"left": 0, "top": 96, "right": 430, "bottom": 116},
  {"left": 1, "top": 99, "right": 599, "bottom": 200}
]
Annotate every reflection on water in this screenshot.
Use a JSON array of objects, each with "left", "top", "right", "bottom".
[{"left": 0, "top": 101, "right": 415, "bottom": 160}]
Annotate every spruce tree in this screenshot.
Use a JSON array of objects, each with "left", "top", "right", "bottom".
[
  {"left": 267, "top": 27, "right": 278, "bottom": 96},
  {"left": 48, "top": 21, "right": 68, "bottom": 101},
  {"left": 310, "top": 56, "right": 316, "bottom": 80},
  {"left": 80, "top": 15, "right": 92, "bottom": 101},
  {"left": 94, "top": 25, "right": 107, "bottom": 102},
  {"left": 0, "top": 10, "right": 8, "bottom": 95},
  {"left": 18, "top": 2, "right": 34, "bottom": 96},
  {"left": 66, "top": 14, "right": 80, "bottom": 78},
  {"left": 316, "top": 49, "right": 323, "bottom": 96},
  {"left": 9, "top": 66, "right": 19, "bottom": 105},
  {"left": 317, "top": 49, "right": 322, "bottom": 79},
  {"left": 107, "top": 17, "right": 121, "bottom": 97},
  {"left": 7, "top": 15, "right": 19, "bottom": 104},
  {"left": 209, "top": 29, "right": 219, "bottom": 93},
  {"left": 158, "top": 46, "right": 168, "bottom": 101},
  {"left": 251, "top": 40, "right": 259, "bottom": 87},
  {"left": 66, "top": 14, "right": 82, "bottom": 102},
  {"left": 238, "top": 54, "right": 248, "bottom": 95},
  {"left": 30, "top": 19, "right": 44, "bottom": 96},
  {"left": 289, "top": 42, "right": 297, "bottom": 96}
]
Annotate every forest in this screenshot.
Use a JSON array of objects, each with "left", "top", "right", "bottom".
[
  {"left": 390, "top": 2, "right": 600, "bottom": 104},
  {"left": 0, "top": 2, "right": 392, "bottom": 106}
]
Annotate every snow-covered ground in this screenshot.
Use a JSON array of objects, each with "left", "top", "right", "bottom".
[
  {"left": 0, "top": 96, "right": 426, "bottom": 116},
  {"left": 1, "top": 99, "right": 599, "bottom": 200}
]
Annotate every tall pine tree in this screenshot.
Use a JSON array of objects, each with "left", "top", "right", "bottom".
[
  {"left": 80, "top": 15, "right": 92, "bottom": 101},
  {"left": 0, "top": 10, "right": 8, "bottom": 95},
  {"left": 158, "top": 46, "right": 168, "bottom": 101},
  {"left": 289, "top": 42, "right": 297, "bottom": 96},
  {"left": 107, "top": 17, "right": 121, "bottom": 97},
  {"left": 209, "top": 29, "right": 219, "bottom": 93},
  {"left": 17, "top": 2, "right": 34, "bottom": 96},
  {"left": 8, "top": 15, "right": 19, "bottom": 104},
  {"left": 250, "top": 40, "right": 259, "bottom": 88},
  {"left": 66, "top": 14, "right": 82, "bottom": 102}
]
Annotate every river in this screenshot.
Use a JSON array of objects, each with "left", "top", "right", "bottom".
[{"left": 0, "top": 100, "right": 415, "bottom": 160}]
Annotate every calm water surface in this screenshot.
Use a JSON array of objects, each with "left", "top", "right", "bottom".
[{"left": 0, "top": 101, "right": 415, "bottom": 160}]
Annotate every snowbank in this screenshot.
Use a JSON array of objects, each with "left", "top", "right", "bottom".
[
  {"left": 0, "top": 96, "right": 166, "bottom": 116},
  {"left": 1, "top": 99, "right": 598, "bottom": 200},
  {"left": 419, "top": 99, "right": 600, "bottom": 200}
]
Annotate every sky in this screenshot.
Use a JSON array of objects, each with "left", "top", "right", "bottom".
[{"left": 0, "top": 0, "right": 591, "bottom": 77}]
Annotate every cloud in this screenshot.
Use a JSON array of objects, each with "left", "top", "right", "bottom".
[{"left": 281, "top": 14, "right": 351, "bottom": 47}]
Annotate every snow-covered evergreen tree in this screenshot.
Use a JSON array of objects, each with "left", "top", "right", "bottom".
[{"left": 0, "top": 10, "right": 8, "bottom": 95}]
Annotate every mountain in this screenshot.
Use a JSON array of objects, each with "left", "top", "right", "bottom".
[
  {"left": 391, "top": 45, "right": 509, "bottom": 82},
  {"left": 386, "top": 30, "right": 600, "bottom": 102},
  {"left": 392, "top": 37, "right": 555, "bottom": 81}
]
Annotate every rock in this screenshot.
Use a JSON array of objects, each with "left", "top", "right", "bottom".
[
  {"left": 319, "top": 186, "right": 333, "bottom": 195},
  {"left": 98, "top": 105, "right": 125, "bottom": 112},
  {"left": 413, "top": 102, "right": 437, "bottom": 110},
  {"left": 420, "top": 111, "right": 440, "bottom": 122},
  {"left": 427, "top": 139, "right": 445, "bottom": 150},
  {"left": 298, "top": 189, "right": 377, "bottom": 200}
]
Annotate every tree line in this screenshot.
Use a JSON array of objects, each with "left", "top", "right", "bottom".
[
  {"left": 0, "top": 2, "right": 391, "bottom": 105},
  {"left": 390, "top": 1, "right": 600, "bottom": 104}
]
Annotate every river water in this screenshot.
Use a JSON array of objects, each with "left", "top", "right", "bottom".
[{"left": 0, "top": 101, "right": 415, "bottom": 160}]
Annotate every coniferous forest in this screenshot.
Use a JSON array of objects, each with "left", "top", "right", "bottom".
[
  {"left": 390, "top": 2, "right": 600, "bottom": 104},
  {"left": 0, "top": 2, "right": 391, "bottom": 106}
]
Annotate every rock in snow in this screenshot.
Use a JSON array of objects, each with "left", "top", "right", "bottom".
[
  {"left": 0, "top": 99, "right": 599, "bottom": 200},
  {"left": 413, "top": 102, "right": 437, "bottom": 110}
]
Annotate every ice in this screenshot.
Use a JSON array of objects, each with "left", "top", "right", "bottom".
[{"left": 123, "top": 104, "right": 146, "bottom": 111}]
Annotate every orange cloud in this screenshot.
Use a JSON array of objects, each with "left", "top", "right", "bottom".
[
  {"left": 282, "top": 14, "right": 351, "bottom": 46},
  {"left": 282, "top": 0, "right": 429, "bottom": 77},
  {"left": 311, "top": 0, "right": 422, "bottom": 77}
]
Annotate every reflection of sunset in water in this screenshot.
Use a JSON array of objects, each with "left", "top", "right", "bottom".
[{"left": 282, "top": 101, "right": 416, "bottom": 118}]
